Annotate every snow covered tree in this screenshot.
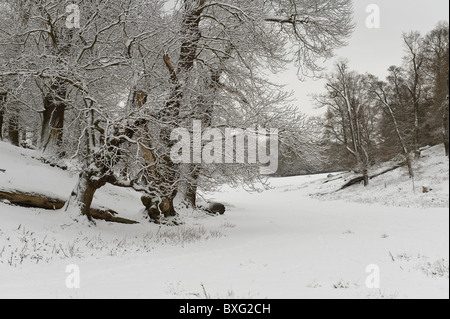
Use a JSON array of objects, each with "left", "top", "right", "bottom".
[
  {"left": 126, "top": 0, "right": 355, "bottom": 215},
  {"left": 2, "top": 0, "right": 354, "bottom": 223},
  {"left": 316, "top": 62, "right": 379, "bottom": 185},
  {"left": 67, "top": 0, "right": 355, "bottom": 222}
]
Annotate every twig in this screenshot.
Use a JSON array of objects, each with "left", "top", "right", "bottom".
[
  {"left": 389, "top": 251, "right": 396, "bottom": 262},
  {"left": 201, "top": 283, "right": 211, "bottom": 299}
]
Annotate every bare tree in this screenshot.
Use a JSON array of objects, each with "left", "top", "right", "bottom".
[
  {"left": 369, "top": 71, "right": 414, "bottom": 178},
  {"left": 403, "top": 32, "right": 427, "bottom": 158},
  {"left": 422, "top": 22, "right": 449, "bottom": 156},
  {"left": 317, "top": 62, "right": 378, "bottom": 186}
]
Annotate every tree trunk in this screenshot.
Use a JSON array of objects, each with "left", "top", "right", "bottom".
[
  {"left": 383, "top": 97, "right": 415, "bottom": 178},
  {"left": 0, "top": 189, "right": 65, "bottom": 210},
  {"left": 444, "top": 108, "right": 449, "bottom": 157},
  {"left": 135, "top": 2, "right": 208, "bottom": 219},
  {"left": 142, "top": 194, "right": 176, "bottom": 222},
  {"left": 414, "top": 101, "right": 421, "bottom": 158},
  {"left": 185, "top": 184, "right": 197, "bottom": 207},
  {"left": 444, "top": 74, "right": 449, "bottom": 157},
  {"left": 0, "top": 108, "right": 4, "bottom": 141},
  {"left": 175, "top": 181, "right": 197, "bottom": 209},
  {"left": 0, "top": 92, "right": 6, "bottom": 141},
  {"left": 41, "top": 85, "right": 66, "bottom": 153},
  {"left": 8, "top": 113, "right": 20, "bottom": 146},
  {"left": 363, "top": 169, "right": 369, "bottom": 187},
  {"left": 64, "top": 171, "right": 107, "bottom": 223},
  {"left": 177, "top": 163, "right": 200, "bottom": 208},
  {"left": 150, "top": 3, "right": 205, "bottom": 216},
  {"left": 405, "top": 155, "right": 414, "bottom": 179}
]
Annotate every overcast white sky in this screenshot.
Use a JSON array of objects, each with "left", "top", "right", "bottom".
[{"left": 279, "top": 0, "right": 450, "bottom": 116}]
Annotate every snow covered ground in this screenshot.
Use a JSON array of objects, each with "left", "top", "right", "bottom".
[
  {"left": 0, "top": 141, "right": 448, "bottom": 299},
  {"left": 307, "top": 145, "right": 450, "bottom": 209}
]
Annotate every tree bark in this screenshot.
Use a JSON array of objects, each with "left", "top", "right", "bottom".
[{"left": 0, "top": 189, "right": 64, "bottom": 209}]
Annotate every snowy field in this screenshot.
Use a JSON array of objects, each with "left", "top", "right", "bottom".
[{"left": 0, "top": 141, "right": 448, "bottom": 299}]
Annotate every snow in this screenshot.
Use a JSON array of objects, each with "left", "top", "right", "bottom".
[
  {"left": 0, "top": 145, "right": 76, "bottom": 199},
  {"left": 306, "top": 145, "right": 449, "bottom": 209},
  {"left": 0, "top": 141, "right": 448, "bottom": 299}
]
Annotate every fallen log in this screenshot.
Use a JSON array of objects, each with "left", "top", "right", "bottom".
[
  {"left": 338, "top": 176, "right": 365, "bottom": 190},
  {"left": 31, "top": 156, "right": 68, "bottom": 171},
  {"left": 0, "top": 189, "right": 138, "bottom": 224},
  {"left": 0, "top": 190, "right": 64, "bottom": 209},
  {"left": 369, "top": 163, "right": 405, "bottom": 179},
  {"left": 322, "top": 175, "right": 344, "bottom": 184},
  {"left": 337, "top": 163, "right": 405, "bottom": 192}
]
